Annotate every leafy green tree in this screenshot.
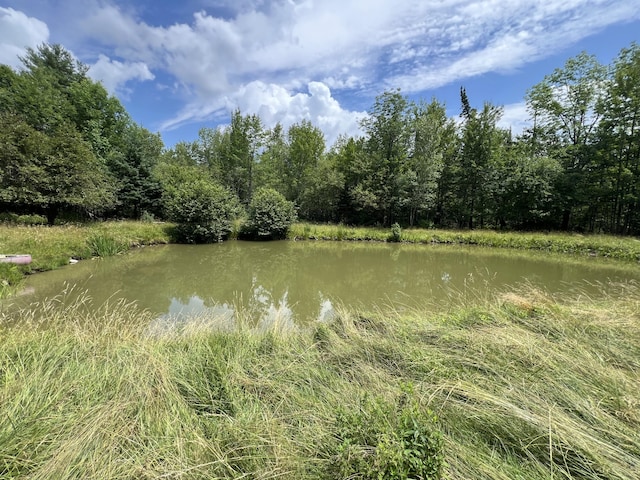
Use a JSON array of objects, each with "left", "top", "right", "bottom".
[
  {"left": 332, "top": 135, "right": 378, "bottom": 224},
  {"left": 160, "top": 164, "right": 241, "bottom": 243},
  {"left": 220, "top": 110, "right": 263, "bottom": 203},
  {"left": 243, "top": 187, "right": 296, "bottom": 239},
  {"left": 526, "top": 52, "right": 608, "bottom": 229},
  {"left": 0, "top": 43, "right": 142, "bottom": 222},
  {"left": 360, "top": 89, "right": 411, "bottom": 225},
  {"left": 404, "top": 99, "right": 453, "bottom": 226},
  {"left": 193, "top": 126, "right": 229, "bottom": 179},
  {"left": 255, "top": 123, "right": 289, "bottom": 194},
  {"left": 595, "top": 43, "right": 640, "bottom": 234},
  {"left": 0, "top": 115, "right": 115, "bottom": 224},
  {"left": 298, "top": 154, "right": 345, "bottom": 222},
  {"left": 490, "top": 138, "right": 562, "bottom": 229},
  {"left": 284, "top": 120, "right": 325, "bottom": 204},
  {"left": 455, "top": 89, "right": 505, "bottom": 228},
  {"left": 69, "top": 77, "right": 130, "bottom": 161},
  {"left": 107, "top": 125, "right": 164, "bottom": 219}
]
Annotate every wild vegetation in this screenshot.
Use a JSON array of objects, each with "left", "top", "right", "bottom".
[
  {"left": 289, "top": 223, "right": 640, "bottom": 261},
  {"left": 2, "top": 39, "right": 640, "bottom": 480},
  {"left": 1, "top": 281, "right": 638, "bottom": 479},
  {"left": 2, "top": 43, "right": 640, "bottom": 236}
]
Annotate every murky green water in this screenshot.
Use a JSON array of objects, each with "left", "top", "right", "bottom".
[{"left": 3, "top": 241, "right": 640, "bottom": 327}]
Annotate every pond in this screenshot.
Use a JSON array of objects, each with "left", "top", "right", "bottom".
[{"left": 3, "top": 241, "right": 639, "bottom": 330}]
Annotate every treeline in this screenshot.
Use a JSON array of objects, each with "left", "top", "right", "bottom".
[
  {"left": 2, "top": 43, "right": 640, "bottom": 235},
  {"left": 0, "top": 44, "right": 163, "bottom": 225}
]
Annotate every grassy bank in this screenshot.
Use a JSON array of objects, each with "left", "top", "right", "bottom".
[
  {"left": 1, "top": 284, "right": 638, "bottom": 479},
  {"left": 290, "top": 223, "right": 640, "bottom": 262},
  {"left": 2, "top": 220, "right": 639, "bottom": 299},
  {"left": 0, "top": 221, "right": 172, "bottom": 297}
]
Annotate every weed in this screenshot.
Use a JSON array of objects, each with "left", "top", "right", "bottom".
[
  {"left": 86, "top": 233, "right": 128, "bottom": 257},
  {"left": 330, "top": 387, "right": 444, "bottom": 479}
]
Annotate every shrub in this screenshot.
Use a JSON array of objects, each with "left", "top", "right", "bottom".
[
  {"left": 163, "top": 179, "right": 241, "bottom": 243},
  {"left": 0, "top": 213, "right": 47, "bottom": 225},
  {"left": 329, "top": 387, "right": 445, "bottom": 479},
  {"left": 243, "top": 188, "right": 296, "bottom": 240},
  {"left": 388, "top": 222, "right": 402, "bottom": 242}
]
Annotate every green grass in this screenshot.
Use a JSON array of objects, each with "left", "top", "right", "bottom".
[
  {"left": 0, "top": 283, "right": 638, "bottom": 479},
  {"left": 0, "top": 221, "right": 173, "bottom": 298},
  {"left": 289, "top": 223, "right": 640, "bottom": 262}
]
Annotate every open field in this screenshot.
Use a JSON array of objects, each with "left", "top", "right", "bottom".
[{"left": 1, "top": 283, "right": 639, "bottom": 479}]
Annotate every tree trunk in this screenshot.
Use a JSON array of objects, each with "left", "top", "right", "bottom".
[{"left": 561, "top": 208, "right": 571, "bottom": 230}]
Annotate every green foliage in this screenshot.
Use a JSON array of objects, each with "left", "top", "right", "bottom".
[
  {"left": 0, "top": 44, "right": 127, "bottom": 224},
  {"left": 388, "top": 222, "right": 403, "bottom": 242},
  {"left": 86, "top": 234, "right": 128, "bottom": 257},
  {"left": 107, "top": 124, "right": 164, "bottom": 219},
  {"left": 163, "top": 174, "right": 241, "bottom": 243},
  {"left": 4, "top": 41, "right": 640, "bottom": 235},
  {"left": 284, "top": 119, "right": 325, "bottom": 204},
  {"left": 220, "top": 110, "right": 263, "bottom": 203},
  {"left": 243, "top": 187, "right": 296, "bottom": 239},
  {"left": 329, "top": 388, "right": 444, "bottom": 479},
  {"left": 0, "top": 263, "right": 24, "bottom": 297},
  {"left": 0, "top": 115, "right": 116, "bottom": 224},
  {"left": 140, "top": 210, "right": 156, "bottom": 223},
  {"left": 0, "top": 213, "right": 47, "bottom": 225}
]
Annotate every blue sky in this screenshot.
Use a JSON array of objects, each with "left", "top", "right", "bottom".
[{"left": 1, "top": 0, "right": 639, "bottom": 148}]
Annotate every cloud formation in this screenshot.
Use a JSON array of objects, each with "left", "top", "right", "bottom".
[
  {"left": 0, "top": 7, "right": 49, "bottom": 68},
  {"left": 87, "top": 54, "right": 155, "bottom": 95},
  {"left": 2, "top": 0, "right": 639, "bottom": 142}
]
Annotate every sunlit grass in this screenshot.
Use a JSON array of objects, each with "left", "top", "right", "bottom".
[
  {"left": 0, "top": 221, "right": 173, "bottom": 298},
  {"left": 290, "top": 222, "right": 640, "bottom": 261},
  {"left": 1, "top": 283, "right": 638, "bottom": 478}
]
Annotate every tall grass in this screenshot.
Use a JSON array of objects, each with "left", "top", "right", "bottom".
[{"left": 1, "top": 283, "right": 638, "bottom": 478}]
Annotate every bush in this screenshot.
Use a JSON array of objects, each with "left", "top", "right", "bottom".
[
  {"left": 243, "top": 188, "right": 296, "bottom": 240},
  {"left": 163, "top": 178, "right": 241, "bottom": 244},
  {"left": 329, "top": 387, "right": 445, "bottom": 479},
  {"left": 0, "top": 213, "right": 47, "bottom": 225},
  {"left": 388, "top": 222, "right": 402, "bottom": 242}
]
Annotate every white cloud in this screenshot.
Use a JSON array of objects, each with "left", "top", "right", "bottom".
[
  {"left": 498, "top": 101, "right": 532, "bottom": 135},
  {"left": 0, "top": 7, "right": 49, "bottom": 68},
  {"left": 79, "top": 1, "right": 640, "bottom": 95},
  {"left": 7, "top": 0, "right": 640, "bottom": 143},
  {"left": 87, "top": 54, "right": 155, "bottom": 95},
  {"left": 161, "top": 80, "right": 365, "bottom": 146},
  {"left": 388, "top": 0, "right": 640, "bottom": 92}
]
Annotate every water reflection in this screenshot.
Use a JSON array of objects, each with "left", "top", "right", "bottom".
[
  {"left": 4, "top": 240, "right": 640, "bottom": 327},
  {"left": 147, "top": 285, "right": 336, "bottom": 335}
]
